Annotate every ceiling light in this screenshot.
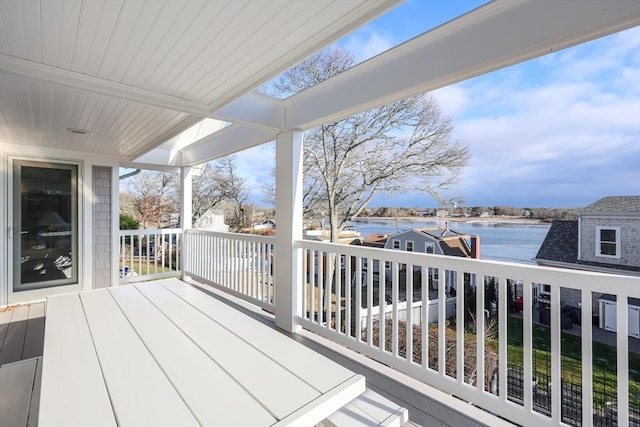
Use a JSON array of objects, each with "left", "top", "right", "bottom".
[{"left": 66, "top": 128, "right": 90, "bottom": 135}]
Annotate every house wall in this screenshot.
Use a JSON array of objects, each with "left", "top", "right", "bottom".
[
  {"left": 384, "top": 230, "right": 443, "bottom": 255},
  {"left": 92, "top": 166, "right": 112, "bottom": 289},
  {"left": 579, "top": 216, "right": 640, "bottom": 268}
]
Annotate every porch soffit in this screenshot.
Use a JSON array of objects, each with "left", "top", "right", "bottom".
[
  {"left": 0, "top": 0, "right": 398, "bottom": 160},
  {"left": 1, "top": 0, "right": 638, "bottom": 167}
]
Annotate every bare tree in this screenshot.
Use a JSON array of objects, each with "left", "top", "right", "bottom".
[
  {"left": 192, "top": 161, "right": 232, "bottom": 227},
  {"left": 271, "top": 47, "right": 470, "bottom": 242},
  {"left": 217, "top": 156, "right": 248, "bottom": 231},
  {"left": 122, "top": 171, "right": 177, "bottom": 228}
]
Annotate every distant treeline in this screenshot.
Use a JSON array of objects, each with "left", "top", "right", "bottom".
[{"left": 363, "top": 206, "right": 578, "bottom": 221}]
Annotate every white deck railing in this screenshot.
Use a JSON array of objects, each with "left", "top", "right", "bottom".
[
  {"left": 295, "top": 240, "right": 640, "bottom": 427},
  {"left": 182, "top": 229, "right": 275, "bottom": 311},
  {"left": 169, "top": 230, "right": 639, "bottom": 426},
  {"left": 118, "top": 228, "right": 182, "bottom": 284}
]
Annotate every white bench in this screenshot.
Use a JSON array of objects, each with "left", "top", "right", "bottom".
[{"left": 322, "top": 388, "right": 409, "bottom": 426}]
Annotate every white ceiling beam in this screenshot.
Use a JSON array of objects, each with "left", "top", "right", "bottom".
[
  {"left": 285, "top": 0, "right": 640, "bottom": 130},
  {"left": 0, "top": 54, "right": 210, "bottom": 116},
  {"left": 210, "top": 92, "right": 285, "bottom": 131},
  {"left": 179, "top": 124, "right": 277, "bottom": 166},
  {"left": 0, "top": 54, "right": 287, "bottom": 131}
]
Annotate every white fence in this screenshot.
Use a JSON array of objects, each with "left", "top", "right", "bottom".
[
  {"left": 118, "top": 228, "right": 181, "bottom": 284},
  {"left": 182, "top": 229, "right": 275, "bottom": 311},
  {"left": 295, "top": 239, "right": 640, "bottom": 427}
]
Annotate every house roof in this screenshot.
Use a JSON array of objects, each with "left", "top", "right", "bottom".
[
  {"left": 535, "top": 220, "right": 579, "bottom": 264},
  {"left": 1, "top": 1, "right": 637, "bottom": 168},
  {"left": 535, "top": 219, "right": 640, "bottom": 274},
  {"left": 580, "top": 196, "right": 640, "bottom": 216}
]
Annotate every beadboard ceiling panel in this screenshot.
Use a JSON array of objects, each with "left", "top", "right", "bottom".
[{"left": 0, "top": 0, "right": 395, "bottom": 159}]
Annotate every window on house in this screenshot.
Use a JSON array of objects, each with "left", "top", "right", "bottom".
[
  {"left": 597, "top": 227, "right": 620, "bottom": 258},
  {"left": 406, "top": 241, "right": 414, "bottom": 252},
  {"left": 392, "top": 240, "right": 400, "bottom": 249},
  {"left": 425, "top": 243, "right": 434, "bottom": 254}
]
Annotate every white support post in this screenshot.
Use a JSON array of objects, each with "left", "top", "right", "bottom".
[
  {"left": 274, "top": 130, "right": 304, "bottom": 333},
  {"left": 180, "top": 166, "right": 193, "bottom": 281}
]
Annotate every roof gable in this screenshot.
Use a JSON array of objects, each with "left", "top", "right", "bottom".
[{"left": 580, "top": 196, "right": 640, "bottom": 216}]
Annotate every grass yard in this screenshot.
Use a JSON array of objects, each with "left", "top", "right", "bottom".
[
  {"left": 507, "top": 316, "right": 640, "bottom": 405},
  {"left": 119, "top": 260, "right": 177, "bottom": 277}
]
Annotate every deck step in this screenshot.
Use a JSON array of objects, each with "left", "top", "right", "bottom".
[
  {"left": 0, "top": 356, "right": 42, "bottom": 427},
  {"left": 321, "top": 388, "right": 409, "bottom": 426}
]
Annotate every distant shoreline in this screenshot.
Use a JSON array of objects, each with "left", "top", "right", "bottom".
[{"left": 353, "top": 216, "right": 549, "bottom": 225}]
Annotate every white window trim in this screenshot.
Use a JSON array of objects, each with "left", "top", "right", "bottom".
[
  {"left": 406, "top": 240, "right": 414, "bottom": 252},
  {"left": 392, "top": 239, "right": 400, "bottom": 249},
  {"left": 596, "top": 226, "right": 621, "bottom": 259},
  {"left": 425, "top": 242, "right": 435, "bottom": 254}
]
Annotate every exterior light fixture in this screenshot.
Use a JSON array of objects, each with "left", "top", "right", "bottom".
[{"left": 66, "top": 128, "right": 90, "bottom": 135}]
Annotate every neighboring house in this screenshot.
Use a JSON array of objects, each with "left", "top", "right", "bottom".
[
  {"left": 253, "top": 220, "right": 276, "bottom": 230},
  {"left": 382, "top": 226, "right": 480, "bottom": 259},
  {"left": 351, "top": 226, "right": 480, "bottom": 323},
  {"left": 536, "top": 196, "right": 640, "bottom": 275},
  {"left": 534, "top": 196, "right": 640, "bottom": 336},
  {"left": 194, "top": 209, "right": 229, "bottom": 232}
]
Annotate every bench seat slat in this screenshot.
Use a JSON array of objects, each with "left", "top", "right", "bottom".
[{"left": 39, "top": 295, "right": 115, "bottom": 427}]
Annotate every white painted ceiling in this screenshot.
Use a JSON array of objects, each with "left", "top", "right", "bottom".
[
  {"left": 1, "top": 0, "right": 638, "bottom": 168},
  {"left": 0, "top": 0, "right": 397, "bottom": 161}
]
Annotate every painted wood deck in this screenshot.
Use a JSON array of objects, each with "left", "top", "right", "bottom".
[
  {"left": 0, "top": 286, "right": 511, "bottom": 427},
  {"left": 0, "top": 303, "right": 45, "bottom": 365}
]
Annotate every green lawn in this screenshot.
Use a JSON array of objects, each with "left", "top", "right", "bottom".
[{"left": 506, "top": 316, "right": 640, "bottom": 404}]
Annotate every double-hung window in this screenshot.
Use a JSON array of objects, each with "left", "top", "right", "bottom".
[{"left": 596, "top": 226, "right": 620, "bottom": 258}]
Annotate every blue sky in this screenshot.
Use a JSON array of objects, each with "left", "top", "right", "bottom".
[{"left": 234, "top": 1, "right": 640, "bottom": 209}]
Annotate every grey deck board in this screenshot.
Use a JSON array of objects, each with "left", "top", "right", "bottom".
[
  {"left": 0, "top": 357, "right": 40, "bottom": 427},
  {"left": 23, "top": 303, "right": 45, "bottom": 360},
  {"left": 0, "top": 303, "right": 45, "bottom": 366},
  {"left": 0, "top": 305, "right": 29, "bottom": 365}
]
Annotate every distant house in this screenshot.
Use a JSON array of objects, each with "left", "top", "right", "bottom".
[
  {"left": 534, "top": 196, "right": 640, "bottom": 337},
  {"left": 361, "top": 225, "right": 480, "bottom": 259},
  {"left": 253, "top": 219, "right": 276, "bottom": 230},
  {"left": 535, "top": 196, "right": 640, "bottom": 275},
  {"left": 356, "top": 225, "right": 480, "bottom": 297},
  {"left": 194, "top": 209, "right": 229, "bottom": 232}
]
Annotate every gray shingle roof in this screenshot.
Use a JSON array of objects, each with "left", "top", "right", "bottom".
[
  {"left": 580, "top": 196, "right": 640, "bottom": 215},
  {"left": 535, "top": 220, "right": 578, "bottom": 263}
]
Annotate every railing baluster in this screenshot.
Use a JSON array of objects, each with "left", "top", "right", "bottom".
[
  {"left": 392, "top": 261, "right": 399, "bottom": 357},
  {"left": 476, "top": 273, "right": 485, "bottom": 393},
  {"left": 355, "top": 256, "right": 362, "bottom": 341},
  {"left": 378, "top": 257, "right": 385, "bottom": 353},
  {"left": 421, "top": 266, "right": 429, "bottom": 370},
  {"left": 406, "top": 265, "right": 413, "bottom": 364},
  {"left": 456, "top": 270, "right": 464, "bottom": 383}
]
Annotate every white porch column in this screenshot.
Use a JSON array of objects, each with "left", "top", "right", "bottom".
[
  {"left": 274, "top": 129, "right": 304, "bottom": 333},
  {"left": 180, "top": 166, "right": 193, "bottom": 281}
]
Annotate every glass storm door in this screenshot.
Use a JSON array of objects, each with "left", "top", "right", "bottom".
[{"left": 12, "top": 160, "right": 78, "bottom": 292}]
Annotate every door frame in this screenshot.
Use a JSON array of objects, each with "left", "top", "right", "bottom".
[{"left": 7, "top": 155, "right": 83, "bottom": 305}]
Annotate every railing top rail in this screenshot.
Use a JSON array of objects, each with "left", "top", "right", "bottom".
[
  {"left": 295, "top": 239, "right": 640, "bottom": 295},
  {"left": 184, "top": 229, "right": 275, "bottom": 244},
  {"left": 119, "top": 228, "right": 182, "bottom": 236}
]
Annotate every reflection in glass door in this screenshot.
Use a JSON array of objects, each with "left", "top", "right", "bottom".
[{"left": 13, "top": 161, "right": 78, "bottom": 292}]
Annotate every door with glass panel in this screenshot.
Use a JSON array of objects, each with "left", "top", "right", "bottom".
[{"left": 12, "top": 160, "right": 78, "bottom": 294}]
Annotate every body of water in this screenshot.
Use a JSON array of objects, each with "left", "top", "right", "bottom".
[{"left": 349, "top": 218, "right": 551, "bottom": 264}]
